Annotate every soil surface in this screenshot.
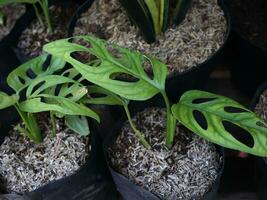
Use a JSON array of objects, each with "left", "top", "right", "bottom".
[
  {"left": 0, "top": 5, "right": 26, "bottom": 40},
  {"left": 254, "top": 90, "right": 267, "bottom": 164},
  {"left": 109, "top": 107, "right": 222, "bottom": 200},
  {"left": 74, "top": 0, "right": 227, "bottom": 74},
  {"left": 18, "top": 4, "right": 78, "bottom": 58},
  {"left": 0, "top": 117, "right": 90, "bottom": 193},
  {"left": 226, "top": 0, "right": 267, "bottom": 49}
]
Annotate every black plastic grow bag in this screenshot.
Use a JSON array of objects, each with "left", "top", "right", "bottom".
[
  {"left": 223, "top": 0, "right": 267, "bottom": 97},
  {"left": 1, "top": 0, "right": 86, "bottom": 63},
  {"left": 0, "top": 47, "right": 118, "bottom": 200},
  {"left": 250, "top": 80, "right": 267, "bottom": 200},
  {"left": 67, "top": 0, "right": 231, "bottom": 102},
  {"left": 98, "top": 98, "right": 225, "bottom": 200}
]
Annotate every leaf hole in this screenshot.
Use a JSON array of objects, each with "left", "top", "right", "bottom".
[
  {"left": 109, "top": 73, "right": 139, "bottom": 82},
  {"left": 26, "top": 68, "right": 37, "bottom": 79},
  {"left": 31, "top": 81, "right": 46, "bottom": 95},
  {"left": 142, "top": 57, "right": 154, "bottom": 79},
  {"left": 256, "top": 121, "right": 267, "bottom": 129},
  {"left": 107, "top": 45, "right": 123, "bottom": 59},
  {"left": 65, "top": 93, "right": 73, "bottom": 98},
  {"left": 193, "top": 110, "right": 208, "bottom": 130},
  {"left": 54, "top": 84, "right": 63, "bottom": 96},
  {"left": 224, "top": 106, "right": 249, "bottom": 113},
  {"left": 18, "top": 76, "right": 25, "bottom": 85},
  {"left": 42, "top": 55, "right": 52, "bottom": 71},
  {"left": 222, "top": 120, "right": 254, "bottom": 148},
  {"left": 192, "top": 97, "right": 217, "bottom": 104}
]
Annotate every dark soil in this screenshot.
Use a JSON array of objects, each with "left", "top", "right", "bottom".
[
  {"left": 226, "top": 0, "right": 267, "bottom": 49},
  {"left": 18, "top": 4, "right": 78, "bottom": 58}
]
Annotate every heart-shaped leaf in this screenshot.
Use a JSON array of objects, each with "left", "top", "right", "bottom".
[
  {"left": 172, "top": 90, "right": 267, "bottom": 157},
  {"left": 0, "top": 92, "right": 19, "bottom": 109},
  {"left": 43, "top": 35, "right": 167, "bottom": 101}
]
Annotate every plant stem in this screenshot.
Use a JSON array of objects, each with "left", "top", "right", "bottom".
[
  {"left": 33, "top": 4, "right": 44, "bottom": 26},
  {"left": 123, "top": 105, "right": 151, "bottom": 149},
  {"left": 38, "top": 0, "right": 53, "bottom": 33},
  {"left": 161, "top": 91, "right": 176, "bottom": 149},
  {"left": 15, "top": 105, "right": 42, "bottom": 143},
  {"left": 50, "top": 111, "right": 56, "bottom": 137}
]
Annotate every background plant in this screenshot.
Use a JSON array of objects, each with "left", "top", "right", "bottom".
[
  {"left": 118, "top": 0, "right": 192, "bottom": 43},
  {"left": 0, "top": 0, "right": 53, "bottom": 33},
  {"left": 0, "top": 54, "right": 99, "bottom": 143}
]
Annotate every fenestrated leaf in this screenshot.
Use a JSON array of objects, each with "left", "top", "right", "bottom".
[
  {"left": 65, "top": 115, "right": 90, "bottom": 136},
  {"left": 172, "top": 90, "right": 267, "bottom": 157},
  {"left": 43, "top": 35, "right": 167, "bottom": 101},
  {"left": 19, "top": 95, "right": 100, "bottom": 122},
  {"left": 7, "top": 54, "right": 65, "bottom": 93},
  {"left": 0, "top": 92, "right": 19, "bottom": 109},
  {"left": 26, "top": 75, "right": 74, "bottom": 98}
]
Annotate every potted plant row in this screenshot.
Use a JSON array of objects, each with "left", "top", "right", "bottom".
[
  {"left": 0, "top": 0, "right": 84, "bottom": 60},
  {"left": 0, "top": 53, "right": 117, "bottom": 199},
  {"left": 41, "top": 35, "right": 267, "bottom": 199},
  {"left": 251, "top": 80, "right": 267, "bottom": 200},
  {"left": 69, "top": 0, "right": 230, "bottom": 101},
  {"left": 224, "top": 0, "right": 267, "bottom": 97}
]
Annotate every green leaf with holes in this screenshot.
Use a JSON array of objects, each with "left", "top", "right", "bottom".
[
  {"left": 65, "top": 115, "right": 90, "bottom": 136},
  {"left": 172, "top": 90, "right": 267, "bottom": 157},
  {"left": 43, "top": 35, "right": 167, "bottom": 101},
  {"left": 7, "top": 54, "right": 65, "bottom": 93},
  {"left": 19, "top": 95, "right": 100, "bottom": 122},
  {"left": 0, "top": 92, "right": 19, "bottom": 109}
]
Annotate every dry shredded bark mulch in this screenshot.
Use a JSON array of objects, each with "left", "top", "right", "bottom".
[
  {"left": 0, "top": 5, "right": 26, "bottom": 40},
  {"left": 0, "top": 120, "right": 90, "bottom": 193},
  {"left": 18, "top": 4, "right": 78, "bottom": 58},
  {"left": 254, "top": 90, "right": 267, "bottom": 164},
  {"left": 74, "top": 0, "right": 227, "bottom": 74},
  {"left": 109, "top": 107, "right": 222, "bottom": 200}
]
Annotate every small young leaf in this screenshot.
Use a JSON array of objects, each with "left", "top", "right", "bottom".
[
  {"left": 43, "top": 35, "right": 167, "bottom": 101},
  {"left": 172, "top": 90, "right": 267, "bottom": 157},
  {"left": 65, "top": 115, "right": 90, "bottom": 136},
  {"left": 0, "top": 92, "right": 19, "bottom": 109}
]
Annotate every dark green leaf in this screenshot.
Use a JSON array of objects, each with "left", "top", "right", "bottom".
[{"left": 172, "top": 90, "right": 267, "bottom": 157}]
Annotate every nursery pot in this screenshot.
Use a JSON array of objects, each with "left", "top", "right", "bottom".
[
  {"left": 250, "top": 80, "right": 267, "bottom": 200},
  {"left": 99, "top": 98, "right": 225, "bottom": 200},
  {"left": 1, "top": 0, "right": 85, "bottom": 62},
  {"left": 0, "top": 46, "right": 118, "bottom": 200},
  {"left": 68, "top": 0, "right": 231, "bottom": 101},
  {"left": 224, "top": 0, "right": 267, "bottom": 97}
]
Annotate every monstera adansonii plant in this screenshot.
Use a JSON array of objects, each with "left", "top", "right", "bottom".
[
  {"left": 43, "top": 35, "right": 267, "bottom": 156},
  {"left": 0, "top": 54, "right": 99, "bottom": 143}
]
